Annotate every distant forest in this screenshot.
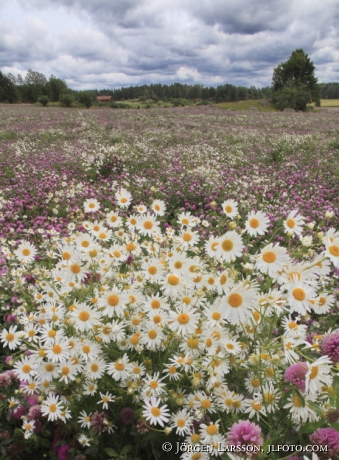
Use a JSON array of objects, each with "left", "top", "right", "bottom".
[
  {"left": 94, "top": 83, "right": 272, "bottom": 102},
  {"left": 95, "top": 82, "right": 339, "bottom": 101},
  {"left": 1, "top": 69, "right": 339, "bottom": 104}
]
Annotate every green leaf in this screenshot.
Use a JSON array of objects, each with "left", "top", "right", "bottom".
[
  {"left": 332, "top": 375, "right": 339, "bottom": 396},
  {"left": 104, "top": 447, "right": 118, "bottom": 457},
  {"left": 300, "top": 420, "right": 325, "bottom": 434},
  {"left": 279, "top": 388, "right": 293, "bottom": 406},
  {"left": 121, "top": 445, "right": 133, "bottom": 455},
  {"left": 330, "top": 422, "right": 339, "bottom": 431},
  {"left": 307, "top": 401, "right": 325, "bottom": 418}
]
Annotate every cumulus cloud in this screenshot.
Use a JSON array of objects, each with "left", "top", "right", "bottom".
[{"left": 0, "top": 0, "right": 338, "bottom": 88}]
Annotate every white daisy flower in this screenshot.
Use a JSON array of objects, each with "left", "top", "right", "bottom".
[
  {"left": 287, "top": 279, "right": 316, "bottom": 315},
  {"left": 78, "top": 410, "right": 92, "bottom": 429},
  {"left": 284, "top": 210, "right": 305, "bottom": 236},
  {"left": 142, "top": 372, "right": 167, "bottom": 398},
  {"left": 200, "top": 420, "right": 220, "bottom": 444},
  {"left": 98, "top": 391, "right": 115, "bottom": 410},
  {"left": 14, "top": 241, "right": 37, "bottom": 264},
  {"left": 170, "top": 409, "right": 193, "bottom": 436},
  {"left": 70, "top": 303, "right": 101, "bottom": 332},
  {"left": 56, "top": 360, "right": 78, "bottom": 384},
  {"left": 217, "top": 231, "right": 244, "bottom": 262},
  {"left": 98, "top": 288, "right": 127, "bottom": 318},
  {"left": 45, "top": 340, "right": 71, "bottom": 363},
  {"left": 177, "top": 212, "right": 197, "bottom": 227},
  {"left": 221, "top": 199, "right": 238, "bottom": 218},
  {"left": 325, "top": 235, "right": 339, "bottom": 267},
  {"left": 84, "top": 358, "right": 107, "bottom": 380},
  {"left": 151, "top": 199, "right": 166, "bottom": 216},
  {"left": 168, "top": 304, "right": 199, "bottom": 336},
  {"left": 41, "top": 393, "right": 64, "bottom": 421},
  {"left": 136, "top": 213, "right": 160, "bottom": 236},
  {"left": 305, "top": 356, "right": 333, "bottom": 394},
  {"left": 78, "top": 434, "right": 91, "bottom": 447},
  {"left": 142, "top": 397, "right": 170, "bottom": 427},
  {"left": 221, "top": 284, "right": 257, "bottom": 325},
  {"left": 107, "top": 353, "right": 133, "bottom": 381},
  {"left": 245, "top": 210, "right": 270, "bottom": 236},
  {"left": 106, "top": 210, "right": 122, "bottom": 228},
  {"left": 84, "top": 198, "right": 100, "bottom": 213},
  {"left": 255, "top": 243, "right": 290, "bottom": 278},
  {"left": 13, "top": 356, "right": 38, "bottom": 381},
  {"left": 0, "top": 325, "right": 21, "bottom": 350},
  {"left": 115, "top": 187, "right": 132, "bottom": 208}
]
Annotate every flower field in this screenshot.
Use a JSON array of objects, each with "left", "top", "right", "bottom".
[{"left": 0, "top": 105, "right": 339, "bottom": 460}]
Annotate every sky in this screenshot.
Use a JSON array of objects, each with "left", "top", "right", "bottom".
[{"left": 1, "top": 0, "right": 339, "bottom": 90}]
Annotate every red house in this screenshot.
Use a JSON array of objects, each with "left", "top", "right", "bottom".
[{"left": 97, "top": 96, "right": 112, "bottom": 103}]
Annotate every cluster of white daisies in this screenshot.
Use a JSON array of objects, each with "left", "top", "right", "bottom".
[{"left": 1, "top": 189, "right": 338, "bottom": 454}]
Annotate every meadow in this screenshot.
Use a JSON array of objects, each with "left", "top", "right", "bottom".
[{"left": 0, "top": 105, "right": 339, "bottom": 460}]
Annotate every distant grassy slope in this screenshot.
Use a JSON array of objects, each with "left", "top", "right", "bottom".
[
  {"left": 320, "top": 99, "right": 339, "bottom": 107},
  {"left": 216, "top": 99, "right": 278, "bottom": 111}
]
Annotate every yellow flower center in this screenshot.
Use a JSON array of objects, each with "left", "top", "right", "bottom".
[
  {"left": 293, "top": 395, "right": 303, "bottom": 407},
  {"left": 329, "top": 245, "right": 339, "bottom": 257},
  {"left": 70, "top": 264, "right": 81, "bottom": 274},
  {"left": 148, "top": 330, "right": 157, "bottom": 339},
  {"left": 143, "top": 221, "right": 153, "bottom": 230},
  {"left": 79, "top": 311, "right": 90, "bottom": 322},
  {"left": 310, "top": 366, "right": 318, "bottom": 379},
  {"left": 49, "top": 404, "right": 57, "bottom": 413},
  {"left": 286, "top": 219, "right": 295, "bottom": 228},
  {"left": 52, "top": 344, "right": 62, "bottom": 354},
  {"left": 183, "top": 233, "right": 192, "bottom": 242},
  {"left": 206, "top": 424, "right": 218, "bottom": 436},
  {"left": 228, "top": 293, "right": 242, "bottom": 307},
  {"left": 151, "top": 300, "right": 161, "bottom": 309},
  {"left": 168, "top": 274, "right": 179, "bottom": 286},
  {"left": 107, "top": 295, "right": 119, "bottom": 306},
  {"left": 249, "top": 218, "right": 259, "bottom": 228},
  {"left": 151, "top": 407, "right": 161, "bottom": 417},
  {"left": 221, "top": 239, "right": 233, "bottom": 251},
  {"left": 293, "top": 288, "right": 306, "bottom": 301},
  {"left": 115, "top": 362, "right": 125, "bottom": 371},
  {"left": 263, "top": 251, "right": 276, "bottom": 263},
  {"left": 252, "top": 402, "right": 262, "bottom": 411},
  {"left": 178, "top": 313, "right": 190, "bottom": 324}
]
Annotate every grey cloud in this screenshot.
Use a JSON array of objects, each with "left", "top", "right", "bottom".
[{"left": 1, "top": 0, "right": 339, "bottom": 89}]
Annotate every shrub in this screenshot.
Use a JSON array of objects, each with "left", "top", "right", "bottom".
[
  {"left": 78, "top": 93, "right": 93, "bottom": 109},
  {"left": 38, "top": 95, "right": 49, "bottom": 107},
  {"left": 59, "top": 93, "right": 74, "bottom": 107}
]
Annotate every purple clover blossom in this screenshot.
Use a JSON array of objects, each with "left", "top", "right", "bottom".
[
  {"left": 310, "top": 428, "right": 339, "bottom": 459},
  {"left": 227, "top": 420, "right": 263, "bottom": 458},
  {"left": 120, "top": 407, "right": 135, "bottom": 424},
  {"left": 284, "top": 362, "right": 307, "bottom": 392},
  {"left": 320, "top": 329, "right": 339, "bottom": 363},
  {"left": 0, "top": 373, "right": 11, "bottom": 387},
  {"left": 10, "top": 405, "right": 27, "bottom": 419},
  {"left": 91, "top": 411, "right": 106, "bottom": 435},
  {"left": 28, "top": 404, "right": 42, "bottom": 420}
]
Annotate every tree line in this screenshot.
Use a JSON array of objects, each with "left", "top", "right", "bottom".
[
  {"left": 0, "top": 69, "right": 272, "bottom": 104},
  {"left": 1, "top": 58, "right": 338, "bottom": 109}
]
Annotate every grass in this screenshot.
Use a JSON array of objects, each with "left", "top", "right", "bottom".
[
  {"left": 320, "top": 99, "right": 339, "bottom": 107},
  {"left": 216, "top": 99, "right": 278, "bottom": 112}
]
